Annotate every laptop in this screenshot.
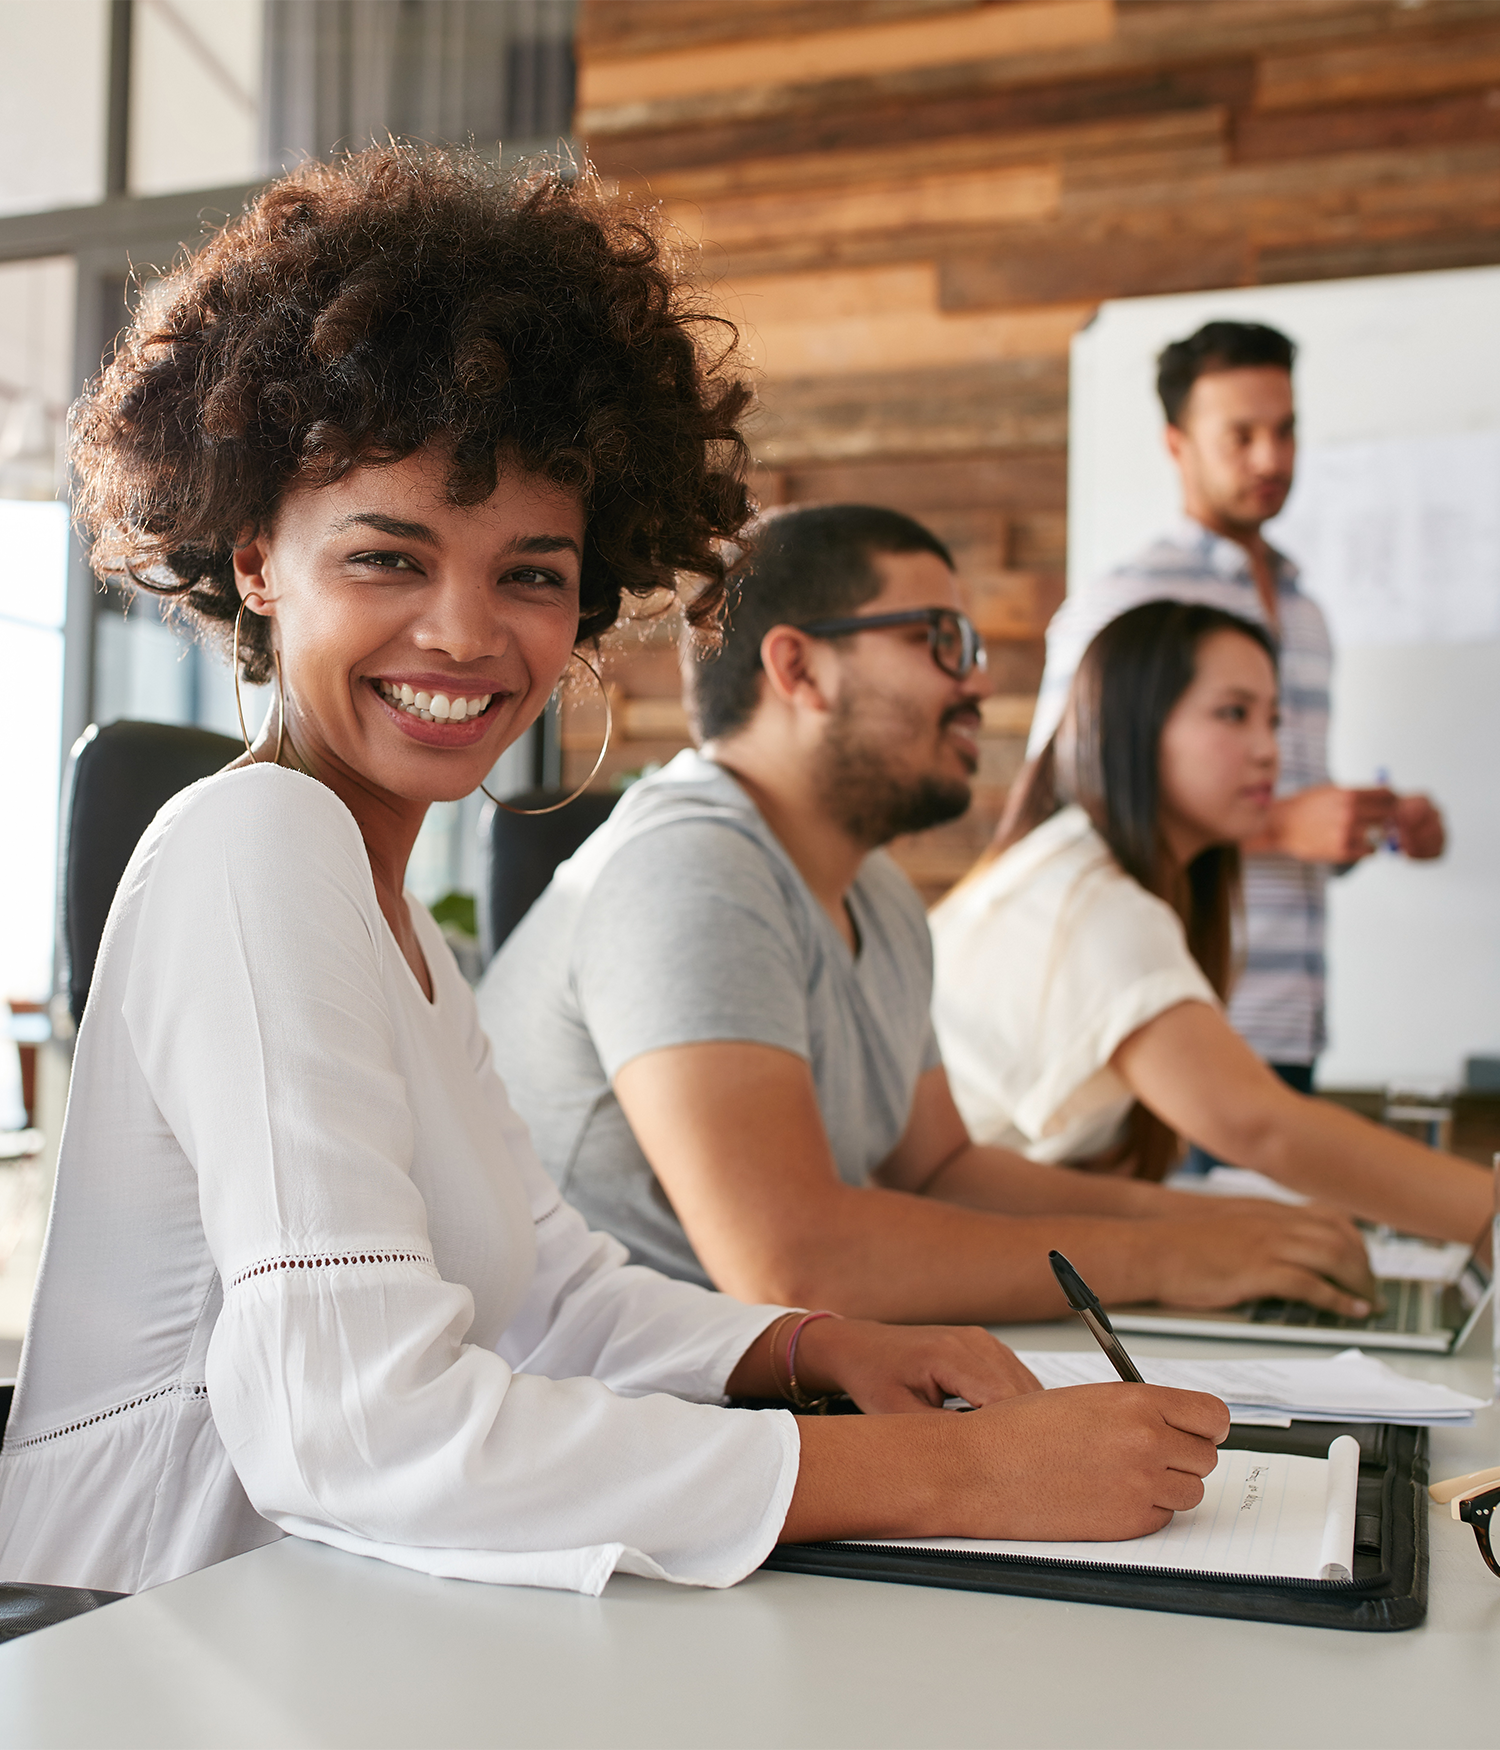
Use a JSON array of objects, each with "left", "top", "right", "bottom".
[{"left": 1107, "top": 1235, "right": 1493, "bottom": 1354}]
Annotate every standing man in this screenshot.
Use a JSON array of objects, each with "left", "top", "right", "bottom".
[
  {"left": 1029, "top": 321, "right": 1444, "bottom": 1095},
  {"left": 477, "top": 504, "right": 1374, "bottom": 1324}
]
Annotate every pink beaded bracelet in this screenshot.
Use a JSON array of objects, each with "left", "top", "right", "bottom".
[{"left": 784, "top": 1310, "right": 841, "bottom": 1412}]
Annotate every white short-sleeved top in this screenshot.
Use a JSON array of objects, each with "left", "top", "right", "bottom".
[
  {"left": 929, "top": 806, "right": 1219, "bottom": 1162},
  {"left": 1026, "top": 519, "right": 1332, "bottom": 1064},
  {"left": 0, "top": 765, "right": 797, "bottom": 1597}
]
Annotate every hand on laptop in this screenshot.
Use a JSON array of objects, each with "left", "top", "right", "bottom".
[{"left": 1142, "top": 1202, "right": 1379, "bottom": 1317}]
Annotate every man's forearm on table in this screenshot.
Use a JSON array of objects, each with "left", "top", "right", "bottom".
[
  {"left": 916, "top": 1143, "right": 1174, "bottom": 1218},
  {"left": 706, "top": 1179, "right": 1166, "bottom": 1323}
]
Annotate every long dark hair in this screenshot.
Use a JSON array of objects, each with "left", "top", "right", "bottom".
[{"left": 993, "top": 600, "right": 1278, "bottom": 1179}]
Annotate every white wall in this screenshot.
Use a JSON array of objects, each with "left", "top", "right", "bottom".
[{"left": 1068, "top": 266, "right": 1500, "bottom": 1088}]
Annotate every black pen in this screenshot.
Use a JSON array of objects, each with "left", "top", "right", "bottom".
[{"left": 1049, "top": 1250, "right": 1145, "bottom": 1383}]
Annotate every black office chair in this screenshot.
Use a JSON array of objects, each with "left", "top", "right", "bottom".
[
  {"left": 479, "top": 787, "right": 620, "bottom": 961},
  {"left": 58, "top": 720, "right": 241, "bottom": 1026}
]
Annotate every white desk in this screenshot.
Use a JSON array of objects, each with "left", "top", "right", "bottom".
[{"left": 2, "top": 1325, "right": 1497, "bottom": 1750}]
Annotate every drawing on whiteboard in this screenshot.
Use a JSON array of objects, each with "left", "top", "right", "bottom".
[{"left": 1268, "top": 429, "right": 1500, "bottom": 648}]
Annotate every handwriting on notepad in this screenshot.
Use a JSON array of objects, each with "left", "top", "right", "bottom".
[{"left": 1241, "top": 1464, "right": 1269, "bottom": 1512}]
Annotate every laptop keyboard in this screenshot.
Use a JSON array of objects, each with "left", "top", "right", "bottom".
[{"left": 1248, "top": 1278, "right": 1429, "bottom": 1335}]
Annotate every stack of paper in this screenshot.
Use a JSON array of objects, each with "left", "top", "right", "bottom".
[
  {"left": 1363, "top": 1234, "right": 1473, "bottom": 1284},
  {"left": 1017, "top": 1347, "right": 1486, "bottom": 1427}
]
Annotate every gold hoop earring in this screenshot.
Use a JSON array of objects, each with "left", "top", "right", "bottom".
[
  {"left": 480, "top": 650, "right": 612, "bottom": 816},
  {"left": 233, "top": 600, "right": 285, "bottom": 767}
]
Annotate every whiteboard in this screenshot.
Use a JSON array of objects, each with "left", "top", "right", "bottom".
[
  {"left": 1270, "top": 431, "right": 1500, "bottom": 648},
  {"left": 1068, "top": 267, "right": 1500, "bottom": 1088}
]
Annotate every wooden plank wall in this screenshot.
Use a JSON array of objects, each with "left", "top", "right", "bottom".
[{"left": 569, "top": 0, "right": 1500, "bottom": 901}]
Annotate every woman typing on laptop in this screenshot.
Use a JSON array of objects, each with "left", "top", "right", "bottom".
[{"left": 931, "top": 600, "right": 1490, "bottom": 1247}]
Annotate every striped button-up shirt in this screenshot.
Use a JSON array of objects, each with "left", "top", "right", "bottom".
[{"left": 1027, "top": 518, "right": 1332, "bottom": 1064}]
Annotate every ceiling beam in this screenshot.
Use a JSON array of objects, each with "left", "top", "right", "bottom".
[{"left": 0, "top": 183, "right": 260, "bottom": 267}]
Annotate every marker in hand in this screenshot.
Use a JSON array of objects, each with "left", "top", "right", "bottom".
[
  {"left": 1049, "top": 1250, "right": 1145, "bottom": 1383},
  {"left": 1374, "top": 768, "right": 1400, "bottom": 852}
]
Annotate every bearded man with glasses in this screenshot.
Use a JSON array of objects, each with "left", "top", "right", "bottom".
[{"left": 478, "top": 505, "right": 1369, "bottom": 1327}]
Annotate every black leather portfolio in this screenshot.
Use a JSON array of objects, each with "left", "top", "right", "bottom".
[{"left": 761, "top": 1421, "right": 1428, "bottom": 1632}]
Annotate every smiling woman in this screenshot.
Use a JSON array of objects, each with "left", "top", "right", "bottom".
[
  {"left": 224, "top": 453, "right": 593, "bottom": 995},
  {"left": 67, "top": 144, "right": 749, "bottom": 999},
  {"left": 0, "top": 148, "right": 1239, "bottom": 1605}
]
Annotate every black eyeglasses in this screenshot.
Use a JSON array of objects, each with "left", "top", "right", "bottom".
[
  {"left": 1456, "top": 1484, "right": 1500, "bottom": 1578},
  {"left": 793, "top": 607, "right": 988, "bottom": 680}
]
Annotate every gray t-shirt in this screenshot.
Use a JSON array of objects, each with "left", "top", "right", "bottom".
[{"left": 478, "top": 749, "right": 943, "bottom": 1287}]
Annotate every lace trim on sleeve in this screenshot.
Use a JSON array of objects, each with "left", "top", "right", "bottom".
[
  {"left": 5, "top": 1381, "right": 210, "bottom": 1451},
  {"left": 229, "top": 1249, "right": 435, "bottom": 1289}
]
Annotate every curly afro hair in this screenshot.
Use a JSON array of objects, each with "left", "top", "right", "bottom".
[{"left": 71, "top": 145, "right": 753, "bottom": 683}]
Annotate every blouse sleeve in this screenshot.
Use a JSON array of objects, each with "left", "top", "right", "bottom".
[
  {"left": 455, "top": 1004, "right": 792, "bottom": 1402},
  {"left": 121, "top": 768, "right": 798, "bottom": 1597}
]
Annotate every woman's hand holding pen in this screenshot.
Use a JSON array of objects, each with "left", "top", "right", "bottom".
[
  {"left": 959, "top": 1384, "right": 1230, "bottom": 1540},
  {"left": 780, "top": 1383, "right": 1229, "bottom": 1546},
  {"left": 771, "top": 1258, "right": 1228, "bottom": 1548},
  {"left": 726, "top": 1317, "right": 1042, "bottom": 1415}
]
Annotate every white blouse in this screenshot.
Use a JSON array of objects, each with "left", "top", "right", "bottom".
[
  {"left": 0, "top": 766, "right": 798, "bottom": 1597},
  {"left": 930, "top": 806, "right": 1219, "bottom": 1163}
]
